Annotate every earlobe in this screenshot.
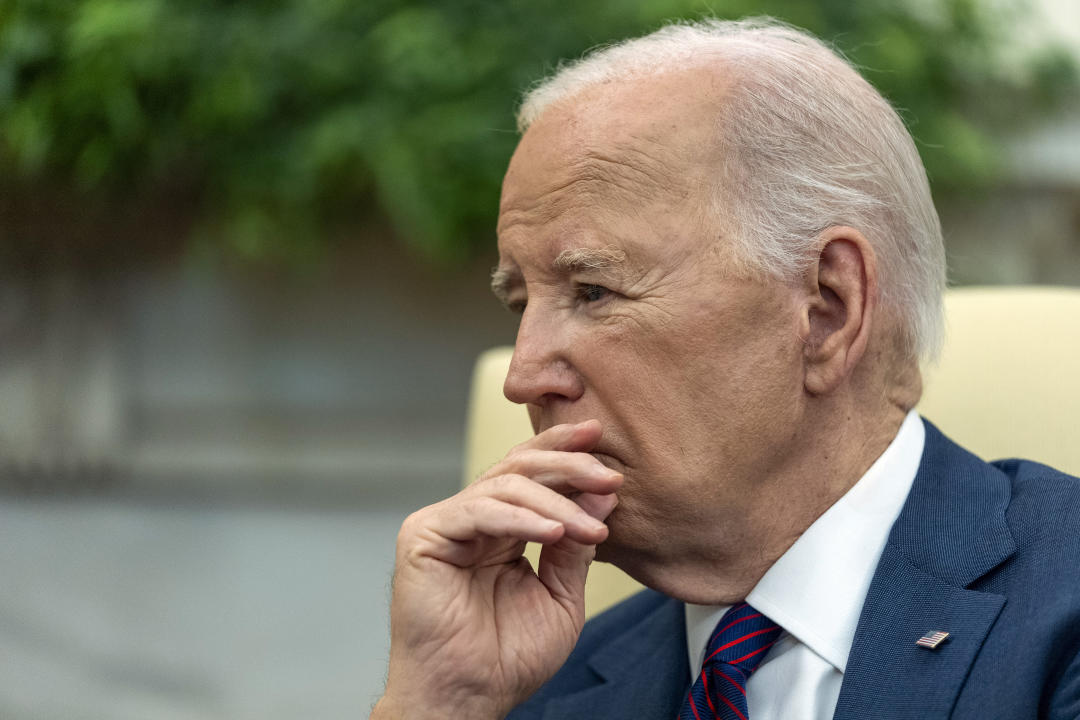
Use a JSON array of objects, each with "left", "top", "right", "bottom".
[{"left": 803, "top": 227, "right": 877, "bottom": 395}]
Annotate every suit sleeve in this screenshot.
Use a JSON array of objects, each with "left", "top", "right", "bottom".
[{"left": 1049, "top": 648, "right": 1080, "bottom": 720}]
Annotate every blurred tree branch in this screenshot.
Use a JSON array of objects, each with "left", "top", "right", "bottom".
[{"left": 1, "top": 0, "right": 1075, "bottom": 269}]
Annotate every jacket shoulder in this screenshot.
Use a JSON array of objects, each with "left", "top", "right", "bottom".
[
  {"left": 574, "top": 588, "right": 674, "bottom": 653},
  {"left": 992, "top": 457, "right": 1080, "bottom": 542},
  {"left": 506, "top": 589, "right": 677, "bottom": 719}
]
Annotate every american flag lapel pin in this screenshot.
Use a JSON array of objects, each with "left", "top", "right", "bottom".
[{"left": 916, "top": 630, "right": 950, "bottom": 650}]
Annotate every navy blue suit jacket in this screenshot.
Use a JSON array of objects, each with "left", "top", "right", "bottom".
[{"left": 507, "top": 421, "right": 1080, "bottom": 719}]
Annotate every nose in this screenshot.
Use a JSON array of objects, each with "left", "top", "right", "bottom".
[{"left": 503, "top": 304, "right": 584, "bottom": 406}]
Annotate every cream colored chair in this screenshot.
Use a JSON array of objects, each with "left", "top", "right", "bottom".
[{"left": 463, "top": 286, "right": 1080, "bottom": 617}]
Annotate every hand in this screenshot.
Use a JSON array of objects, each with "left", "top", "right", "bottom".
[{"left": 372, "top": 420, "right": 623, "bottom": 720}]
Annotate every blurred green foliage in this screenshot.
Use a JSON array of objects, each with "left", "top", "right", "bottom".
[{"left": 0, "top": 0, "right": 1075, "bottom": 267}]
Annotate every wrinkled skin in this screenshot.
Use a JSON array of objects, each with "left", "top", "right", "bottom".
[{"left": 375, "top": 421, "right": 622, "bottom": 719}]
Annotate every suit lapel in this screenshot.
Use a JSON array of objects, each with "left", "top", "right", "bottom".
[
  {"left": 541, "top": 595, "right": 689, "bottom": 720},
  {"left": 834, "top": 420, "right": 1016, "bottom": 720},
  {"left": 832, "top": 543, "right": 1006, "bottom": 719}
]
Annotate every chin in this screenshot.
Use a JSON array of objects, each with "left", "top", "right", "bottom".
[
  {"left": 592, "top": 504, "right": 687, "bottom": 596},
  {"left": 594, "top": 505, "right": 645, "bottom": 566},
  {"left": 592, "top": 535, "right": 669, "bottom": 597}
]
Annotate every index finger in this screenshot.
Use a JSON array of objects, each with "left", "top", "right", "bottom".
[{"left": 510, "top": 420, "right": 602, "bottom": 455}]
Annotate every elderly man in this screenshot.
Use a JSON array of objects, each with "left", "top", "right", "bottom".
[{"left": 372, "top": 18, "right": 1080, "bottom": 720}]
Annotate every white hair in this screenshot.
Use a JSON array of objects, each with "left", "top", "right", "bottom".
[{"left": 517, "top": 17, "right": 946, "bottom": 362}]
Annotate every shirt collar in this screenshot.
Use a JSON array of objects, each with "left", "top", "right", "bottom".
[{"left": 685, "top": 411, "right": 925, "bottom": 673}]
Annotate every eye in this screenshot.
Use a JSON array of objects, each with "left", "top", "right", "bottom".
[
  {"left": 506, "top": 299, "right": 527, "bottom": 315},
  {"left": 576, "top": 284, "right": 610, "bottom": 303}
]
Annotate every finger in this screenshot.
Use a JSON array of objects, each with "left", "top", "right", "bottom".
[
  {"left": 573, "top": 491, "right": 619, "bottom": 522},
  {"left": 536, "top": 536, "right": 595, "bottom": 628},
  {"left": 510, "top": 419, "right": 602, "bottom": 455},
  {"left": 421, "top": 496, "right": 565, "bottom": 552},
  {"left": 485, "top": 449, "right": 623, "bottom": 494},
  {"left": 480, "top": 473, "right": 611, "bottom": 543}
]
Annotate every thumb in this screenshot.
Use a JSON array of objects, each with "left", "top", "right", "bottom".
[
  {"left": 535, "top": 491, "right": 617, "bottom": 625},
  {"left": 536, "top": 536, "right": 596, "bottom": 629}
]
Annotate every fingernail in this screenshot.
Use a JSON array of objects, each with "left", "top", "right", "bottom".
[
  {"left": 594, "top": 468, "right": 621, "bottom": 482},
  {"left": 586, "top": 516, "right": 606, "bottom": 531}
]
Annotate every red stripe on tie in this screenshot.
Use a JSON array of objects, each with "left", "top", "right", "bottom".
[
  {"left": 714, "top": 612, "right": 762, "bottom": 638},
  {"left": 713, "top": 665, "right": 746, "bottom": 695},
  {"left": 732, "top": 640, "right": 778, "bottom": 665},
  {"left": 719, "top": 694, "right": 748, "bottom": 720},
  {"left": 701, "top": 670, "right": 718, "bottom": 714},
  {"left": 705, "top": 627, "right": 781, "bottom": 662},
  {"left": 687, "top": 689, "right": 702, "bottom": 720}
]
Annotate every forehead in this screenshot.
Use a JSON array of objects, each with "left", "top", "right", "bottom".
[{"left": 496, "top": 68, "right": 729, "bottom": 269}]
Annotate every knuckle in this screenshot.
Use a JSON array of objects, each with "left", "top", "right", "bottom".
[
  {"left": 484, "top": 474, "right": 511, "bottom": 494},
  {"left": 397, "top": 510, "right": 424, "bottom": 541},
  {"left": 505, "top": 504, "right": 532, "bottom": 525},
  {"left": 510, "top": 447, "right": 537, "bottom": 464},
  {"left": 474, "top": 462, "right": 508, "bottom": 485},
  {"left": 397, "top": 497, "right": 450, "bottom": 538},
  {"left": 469, "top": 495, "right": 502, "bottom": 517},
  {"left": 477, "top": 449, "right": 527, "bottom": 481},
  {"left": 508, "top": 436, "right": 534, "bottom": 455},
  {"left": 489, "top": 472, "right": 528, "bottom": 495},
  {"left": 500, "top": 448, "right": 539, "bottom": 476},
  {"left": 476, "top": 458, "right": 503, "bottom": 482}
]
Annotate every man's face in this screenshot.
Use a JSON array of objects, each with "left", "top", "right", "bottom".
[{"left": 493, "top": 73, "right": 810, "bottom": 581}]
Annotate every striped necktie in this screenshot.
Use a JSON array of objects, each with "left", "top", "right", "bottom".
[{"left": 678, "top": 602, "right": 783, "bottom": 720}]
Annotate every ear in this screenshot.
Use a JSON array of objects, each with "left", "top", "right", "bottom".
[{"left": 800, "top": 226, "right": 879, "bottom": 395}]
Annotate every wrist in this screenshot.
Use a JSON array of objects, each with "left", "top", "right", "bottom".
[
  {"left": 371, "top": 690, "right": 503, "bottom": 720},
  {"left": 370, "top": 695, "right": 409, "bottom": 720}
]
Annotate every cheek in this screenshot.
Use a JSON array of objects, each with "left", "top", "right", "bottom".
[
  {"left": 686, "top": 318, "right": 806, "bottom": 470},
  {"left": 586, "top": 318, "right": 688, "bottom": 400},
  {"left": 641, "top": 297, "right": 803, "bottom": 445},
  {"left": 587, "top": 313, "right": 718, "bottom": 446}
]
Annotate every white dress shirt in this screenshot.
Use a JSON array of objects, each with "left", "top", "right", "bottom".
[{"left": 684, "top": 411, "right": 925, "bottom": 719}]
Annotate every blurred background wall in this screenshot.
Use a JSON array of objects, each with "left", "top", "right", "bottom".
[{"left": 0, "top": 0, "right": 1077, "bottom": 717}]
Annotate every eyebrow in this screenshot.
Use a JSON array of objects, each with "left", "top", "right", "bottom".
[
  {"left": 490, "top": 246, "right": 629, "bottom": 305},
  {"left": 490, "top": 266, "right": 519, "bottom": 306},
  {"left": 551, "top": 246, "right": 628, "bottom": 272}
]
